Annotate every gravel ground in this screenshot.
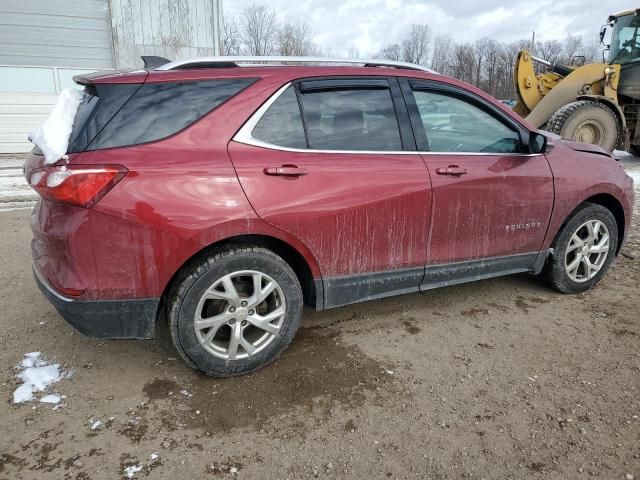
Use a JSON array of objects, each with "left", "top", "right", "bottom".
[{"left": 0, "top": 155, "right": 638, "bottom": 480}]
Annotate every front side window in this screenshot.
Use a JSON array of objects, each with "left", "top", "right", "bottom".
[
  {"left": 413, "top": 90, "right": 521, "bottom": 154},
  {"left": 299, "top": 87, "right": 402, "bottom": 151},
  {"left": 609, "top": 13, "right": 640, "bottom": 64}
]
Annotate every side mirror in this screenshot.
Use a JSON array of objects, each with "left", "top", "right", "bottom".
[
  {"left": 600, "top": 25, "right": 607, "bottom": 44},
  {"left": 529, "top": 132, "right": 547, "bottom": 154}
]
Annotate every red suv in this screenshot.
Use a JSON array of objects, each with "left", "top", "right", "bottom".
[{"left": 25, "top": 57, "right": 634, "bottom": 377}]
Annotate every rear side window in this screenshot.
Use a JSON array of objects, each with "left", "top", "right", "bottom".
[
  {"left": 70, "top": 78, "right": 255, "bottom": 152},
  {"left": 299, "top": 87, "right": 402, "bottom": 151},
  {"left": 252, "top": 86, "right": 306, "bottom": 148},
  {"left": 68, "top": 84, "right": 140, "bottom": 153}
]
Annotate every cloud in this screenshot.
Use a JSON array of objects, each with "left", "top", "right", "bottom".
[{"left": 224, "top": 0, "right": 634, "bottom": 55}]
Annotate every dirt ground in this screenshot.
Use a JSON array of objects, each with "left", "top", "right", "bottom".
[{"left": 1, "top": 159, "right": 639, "bottom": 480}]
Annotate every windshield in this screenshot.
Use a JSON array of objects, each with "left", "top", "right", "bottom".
[{"left": 610, "top": 13, "right": 640, "bottom": 64}]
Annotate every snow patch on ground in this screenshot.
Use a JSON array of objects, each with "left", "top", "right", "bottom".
[
  {"left": 28, "top": 88, "right": 83, "bottom": 164},
  {"left": 40, "top": 393, "right": 62, "bottom": 404},
  {"left": 123, "top": 465, "right": 143, "bottom": 478},
  {"left": 614, "top": 149, "right": 633, "bottom": 159},
  {"left": 12, "top": 352, "right": 69, "bottom": 404},
  {"left": 0, "top": 159, "right": 37, "bottom": 212},
  {"left": 627, "top": 170, "right": 640, "bottom": 185}
]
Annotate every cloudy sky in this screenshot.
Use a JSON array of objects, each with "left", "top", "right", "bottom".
[{"left": 224, "top": 0, "right": 635, "bottom": 55}]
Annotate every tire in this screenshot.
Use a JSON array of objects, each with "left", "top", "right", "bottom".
[
  {"left": 546, "top": 100, "right": 619, "bottom": 152},
  {"left": 545, "top": 203, "right": 618, "bottom": 294},
  {"left": 168, "top": 246, "right": 303, "bottom": 377}
]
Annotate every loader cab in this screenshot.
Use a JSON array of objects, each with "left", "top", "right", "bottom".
[{"left": 607, "top": 10, "right": 640, "bottom": 65}]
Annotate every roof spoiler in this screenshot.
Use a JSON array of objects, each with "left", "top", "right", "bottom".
[{"left": 141, "top": 56, "right": 171, "bottom": 69}]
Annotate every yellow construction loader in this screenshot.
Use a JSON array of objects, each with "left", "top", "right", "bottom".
[{"left": 514, "top": 8, "right": 640, "bottom": 153}]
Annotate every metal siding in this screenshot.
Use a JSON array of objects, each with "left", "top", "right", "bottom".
[
  {"left": 0, "top": 0, "right": 114, "bottom": 69},
  {"left": 0, "top": 93, "right": 56, "bottom": 153},
  {"left": 110, "top": 0, "right": 223, "bottom": 68},
  {"left": 0, "top": 0, "right": 223, "bottom": 152}
]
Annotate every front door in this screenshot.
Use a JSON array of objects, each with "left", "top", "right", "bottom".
[
  {"left": 228, "top": 78, "right": 432, "bottom": 307},
  {"left": 401, "top": 79, "right": 554, "bottom": 279}
]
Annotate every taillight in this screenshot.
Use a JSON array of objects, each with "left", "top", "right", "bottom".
[{"left": 28, "top": 165, "right": 127, "bottom": 208}]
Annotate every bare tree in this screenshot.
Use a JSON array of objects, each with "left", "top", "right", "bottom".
[
  {"left": 430, "top": 34, "right": 453, "bottom": 75},
  {"left": 473, "top": 38, "right": 492, "bottom": 86},
  {"left": 239, "top": 5, "right": 278, "bottom": 55},
  {"left": 583, "top": 39, "right": 604, "bottom": 63},
  {"left": 480, "top": 39, "right": 502, "bottom": 96},
  {"left": 347, "top": 47, "right": 360, "bottom": 58},
  {"left": 379, "top": 43, "right": 402, "bottom": 61},
  {"left": 402, "top": 24, "right": 431, "bottom": 64},
  {"left": 450, "top": 43, "right": 475, "bottom": 83},
  {"left": 277, "top": 21, "right": 318, "bottom": 56},
  {"left": 561, "top": 35, "right": 583, "bottom": 64},
  {"left": 535, "top": 39, "right": 563, "bottom": 64},
  {"left": 223, "top": 17, "right": 241, "bottom": 56},
  {"left": 224, "top": 7, "right": 605, "bottom": 104}
]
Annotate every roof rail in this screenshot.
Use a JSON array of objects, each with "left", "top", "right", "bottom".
[{"left": 155, "top": 56, "right": 437, "bottom": 73}]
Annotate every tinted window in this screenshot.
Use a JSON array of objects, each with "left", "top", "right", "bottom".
[
  {"left": 299, "top": 87, "right": 402, "bottom": 151},
  {"left": 68, "top": 83, "right": 140, "bottom": 153},
  {"left": 86, "top": 78, "right": 255, "bottom": 150},
  {"left": 413, "top": 90, "right": 521, "bottom": 153},
  {"left": 252, "top": 86, "right": 307, "bottom": 148}
]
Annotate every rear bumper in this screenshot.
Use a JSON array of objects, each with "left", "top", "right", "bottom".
[{"left": 34, "top": 265, "right": 158, "bottom": 339}]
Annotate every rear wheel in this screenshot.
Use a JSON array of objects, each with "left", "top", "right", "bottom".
[
  {"left": 168, "top": 246, "right": 303, "bottom": 377},
  {"left": 545, "top": 203, "right": 618, "bottom": 293},
  {"left": 546, "top": 100, "right": 619, "bottom": 152}
]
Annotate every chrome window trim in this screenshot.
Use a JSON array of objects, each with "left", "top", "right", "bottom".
[{"left": 232, "top": 82, "right": 543, "bottom": 157}]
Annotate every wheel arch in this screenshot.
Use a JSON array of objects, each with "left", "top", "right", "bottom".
[
  {"left": 552, "top": 194, "right": 626, "bottom": 256},
  {"left": 157, "top": 234, "right": 323, "bottom": 325}
]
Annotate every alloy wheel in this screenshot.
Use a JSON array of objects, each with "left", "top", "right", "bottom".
[
  {"left": 564, "top": 219, "right": 610, "bottom": 283},
  {"left": 193, "top": 270, "right": 286, "bottom": 359}
]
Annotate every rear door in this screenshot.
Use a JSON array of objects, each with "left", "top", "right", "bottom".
[
  {"left": 228, "top": 77, "right": 432, "bottom": 308},
  {"left": 400, "top": 78, "right": 554, "bottom": 279}
]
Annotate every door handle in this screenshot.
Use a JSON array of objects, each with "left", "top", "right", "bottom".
[
  {"left": 435, "top": 165, "right": 467, "bottom": 176},
  {"left": 263, "top": 165, "right": 309, "bottom": 177}
]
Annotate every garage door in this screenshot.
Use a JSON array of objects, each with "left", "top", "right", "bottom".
[{"left": 0, "top": 0, "right": 113, "bottom": 153}]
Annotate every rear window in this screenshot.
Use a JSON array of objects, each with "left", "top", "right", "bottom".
[{"left": 69, "top": 78, "right": 256, "bottom": 152}]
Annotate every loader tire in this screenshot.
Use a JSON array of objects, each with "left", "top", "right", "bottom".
[{"left": 546, "top": 100, "right": 619, "bottom": 152}]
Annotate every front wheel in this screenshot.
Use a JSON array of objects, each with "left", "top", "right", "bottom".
[
  {"left": 168, "top": 246, "right": 303, "bottom": 377},
  {"left": 546, "top": 100, "right": 619, "bottom": 152},
  {"left": 545, "top": 203, "right": 618, "bottom": 294}
]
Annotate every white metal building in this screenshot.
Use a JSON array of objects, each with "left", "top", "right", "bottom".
[{"left": 0, "top": 0, "right": 223, "bottom": 153}]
